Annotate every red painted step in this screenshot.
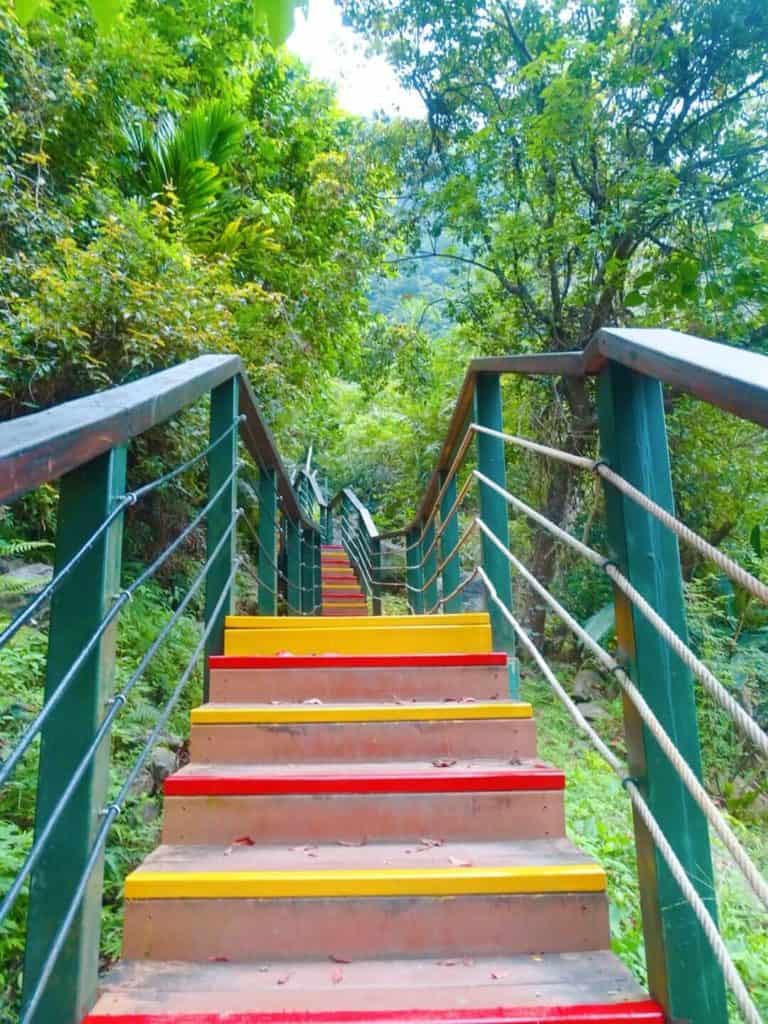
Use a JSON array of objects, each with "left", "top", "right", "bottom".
[
  {"left": 164, "top": 761, "right": 565, "bottom": 796},
  {"left": 84, "top": 954, "right": 663, "bottom": 1023},
  {"left": 209, "top": 654, "right": 508, "bottom": 670}
]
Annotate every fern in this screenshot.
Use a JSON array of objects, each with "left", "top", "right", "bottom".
[
  {"left": 0, "top": 576, "right": 40, "bottom": 596},
  {"left": 0, "top": 539, "right": 53, "bottom": 557}
]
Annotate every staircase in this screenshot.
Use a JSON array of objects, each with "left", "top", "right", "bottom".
[
  {"left": 321, "top": 544, "right": 369, "bottom": 617},
  {"left": 84, "top": 601, "right": 661, "bottom": 1022}
]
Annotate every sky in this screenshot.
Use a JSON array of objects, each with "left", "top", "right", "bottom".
[{"left": 288, "top": 0, "right": 425, "bottom": 119}]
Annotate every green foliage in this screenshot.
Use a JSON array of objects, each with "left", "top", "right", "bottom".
[{"left": 0, "top": 581, "right": 203, "bottom": 1011}]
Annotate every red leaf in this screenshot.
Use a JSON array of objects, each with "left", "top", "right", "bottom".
[
  {"left": 234, "top": 835, "right": 255, "bottom": 846},
  {"left": 208, "top": 956, "right": 229, "bottom": 962},
  {"left": 432, "top": 759, "right": 457, "bottom": 768},
  {"left": 329, "top": 955, "right": 352, "bottom": 964}
]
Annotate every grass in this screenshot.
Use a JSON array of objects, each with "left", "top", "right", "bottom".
[{"left": 524, "top": 669, "right": 768, "bottom": 1020}]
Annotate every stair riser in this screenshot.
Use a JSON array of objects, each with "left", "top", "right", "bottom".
[
  {"left": 123, "top": 892, "right": 609, "bottom": 961},
  {"left": 209, "top": 665, "right": 508, "bottom": 702},
  {"left": 322, "top": 610, "right": 369, "bottom": 617},
  {"left": 191, "top": 720, "right": 537, "bottom": 764},
  {"left": 162, "top": 790, "right": 565, "bottom": 844}
]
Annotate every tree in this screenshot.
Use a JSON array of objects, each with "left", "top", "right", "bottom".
[{"left": 340, "top": 0, "right": 768, "bottom": 637}]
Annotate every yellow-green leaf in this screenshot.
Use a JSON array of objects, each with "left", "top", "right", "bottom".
[
  {"left": 89, "top": 0, "right": 128, "bottom": 33},
  {"left": 253, "top": 0, "right": 304, "bottom": 46},
  {"left": 15, "top": 0, "right": 47, "bottom": 25}
]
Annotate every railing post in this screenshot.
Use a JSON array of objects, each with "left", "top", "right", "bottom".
[
  {"left": 313, "top": 529, "right": 322, "bottom": 613},
  {"left": 258, "top": 467, "right": 278, "bottom": 615},
  {"left": 301, "top": 525, "right": 314, "bottom": 614},
  {"left": 422, "top": 519, "right": 439, "bottom": 613},
  {"left": 438, "top": 470, "right": 461, "bottom": 612},
  {"left": 285, "top": 517, "right": 302, "bottom": 614},
  {"left": 406, "top": 526, "right": 425, "bottom": 614},
  {"left": 474, "top": 373, "right": 517, "bottom": 692},
  {"left": 371, "top": 536, "right": 383, "bottom": 616},
  {"left": 22, "top": 447, "right": 127, "bottom": 1024},
  {"left": 598, "top": 361, "right": 727, "bottom": 1024},
  {"left": 204, "top": 378, "right": 238, "bottom": 697}
]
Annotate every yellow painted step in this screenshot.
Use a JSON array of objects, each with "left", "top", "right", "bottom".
[
  {"left": 191, "top": 700, "right": 532, "bottom": 724},
  {"left": 225, "top": 613, "right": 489, "bottom": 629},
  {"left": 223, "top": 623, "right": 491, "bottom": 656},
  {"left": 125, "top": 864, "right": 605, "bottom": 900}
]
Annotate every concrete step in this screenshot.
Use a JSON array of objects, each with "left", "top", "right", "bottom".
[
  {"left": 223, "top": 623, "right": 492, "bottom": 656},
  {"left": 122, "top": 838, "right": 608, "bottom": 962},
  {"left": 191, "top": 713, "right": 537, "bottom": 764},
  {"left": 161, "top": 759, "right": 565, "bottom": 844},
  {"left": 86, "top": 952, "right": 663, "bottom": 1022},
  {"left": 207, "top": 653, "right": 509, "bottom": 702}
]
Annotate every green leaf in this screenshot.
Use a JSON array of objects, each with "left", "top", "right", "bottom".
[
  {"left": 253, "top": 0, "right": 303, "bottom": 46},
  {"left": 749, "top": 524, "right": 763, "bottom": 558},
  {"left": 89, "top": 0, "right": 128, "bottom": 32},
  {"left": 624, "top": 290, "right": 644, "bottom": 307},
  {"left": 583, "top": 603, "right": 615, "bottom": 643},
  {"left": 14, "top": 0, "right": 47, "bottom": 25}
]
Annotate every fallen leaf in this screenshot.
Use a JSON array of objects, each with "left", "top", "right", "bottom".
[
  {"left": 233, "top": 835, "right": 255, "bottom": 846},
  {"left": 448, "top": 856, "right": 473, "bottom": 867},
  {"left": 258, "top": 965, "right": 270, "bottom": 973},
  {"left": 223, "top": 846, "right": 234, "bottom": 856},
  {"left": 531, "top": 954, "right": 543, "bottom": 962},
  {"left": 277, "top": 972, "right": 293, "bottom": 986},
  {"left": 331, "top": 967, "right": 344, "bottom": 984},
  {"left": 437, "top": 959, "right": 459, "bottom": 966},
  {"left": 418, "top": 838, "right": 443, "bottom": 848},
  {"left": 208, "top": 956, "right": 229, "bottom": 962},
  {"left": 432, "top": 759, "right": 457, "bottom": 768},
  {"left": 329, "top": 955, "right": 352, "bottom": 964},
  {"left": 338, "top": 839, "right": 366, "bottom": 847},
  {"left": 490, "top": 971, "right": 509, "bottom": 981},
  {"left": 303, "top": 698, "right": 323, "bottom": 705}
]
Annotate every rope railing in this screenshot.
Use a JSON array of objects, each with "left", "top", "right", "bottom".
[
  {"left": 473, "top": 423, "right": 768, "bottom": 608},
  {"left": 475, "top": 565, "right": 763, "bottom": 1024},
  {"left": 474, "top": 516, "right": 768, "bottom": 913},
  {"left": 473, "top": 469, "right": 768, "bottom": 758}
]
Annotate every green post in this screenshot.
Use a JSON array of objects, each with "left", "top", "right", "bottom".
[
  {"left": 313, "top": 530, "right": 322, "bottom": 614},
  {"left": 258, "top": 467, "right": 277, "bottom": 615},
  {"left": 371, "top": 536, "right": 383, "bottom": 616},
  {"left": 204, "top": 379, "right": 238, "bottom": 697},
  {"left": 323, "top": 506, "right": 333, "bottom": 544},
  {"left": 286, "top": 518, "right": 302, "bottom": 614},
  {"left": 406, "top": 526, "right": 425, "bottom": 615},
  {"left": 439, "top": 471, "right": 462, "bottom": 612},
  {"left": 598, "top": 361, "right": 727, "bottom": 1024},
  {"left": 422, "top": 520, "right": 439, "bottom": 613},
  {"left": 474, "top": 373, "right": 517, "bottom": 692},
  {"left": 301, "top": 526, "right": 315, "bottom": 614},
  {"left": 22, "top": 447, "right": 127, "bottom": 1024}
]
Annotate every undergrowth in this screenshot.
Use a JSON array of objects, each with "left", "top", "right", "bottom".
[
  {"left": 0, "top": 582, "right": 202, "bottom": 1018},
  {"left": 525, "top": 671, "right": 768, "bottom": 1020}
]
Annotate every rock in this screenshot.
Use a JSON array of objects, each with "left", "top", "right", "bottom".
[
  {"left": 149, "top": 747, "right": 177, "bottom": 789},
  {"left": 460, "top": 572, "right": 487, "bottom": 612},
  {"left": 571, "top": 669, "right": 604, "bottom": 702},
  {"left": 0, "top": 561, "right": 54, "bottom": 615},
  {"left": 577, "top": 700, "right": 609, "bottom": 721},
  {"left": 141, "top": 800, "right": 161, "bottom": 824}
]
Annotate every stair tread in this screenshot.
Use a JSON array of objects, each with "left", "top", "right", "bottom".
[
  {"left": 128, "top": 837, "right": 600, "bottom": 875},
  {"left": 210, "top": 653, "right": 507, "bottom": 668},
  {"left": 164, "top": 759, "right": 565, "bottom": 796},
  {"left": 87, "top": 952, "right": 659, "bottom": 1019},
  {"left": 190, "top": 700, "right": 532, "bottom": 723}
]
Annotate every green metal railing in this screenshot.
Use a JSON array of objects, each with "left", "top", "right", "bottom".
[
  {"left": 330, "top": 328, "right": 768, "bottom": 1024},
  {"left": 0, "top": 356, "right": 322, "bottom": 1023}
]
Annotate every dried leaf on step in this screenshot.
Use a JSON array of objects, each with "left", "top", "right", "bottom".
[
  {"left": 432, "top": 759, "right": 457, "bottom": 768},
  {"left": 208, "top": 955, "right": 229, "bottom": 962},
  {"left": 338, "top": 839, "right": 366, "bottom": 847},
  {"left": 223, "top": 846, "right": 234, "bottom": 856},
  {"left": 418, "top": 837, "right": 443, "bottom": 848},
  {"left": 329, "top": 955, "right": 352, "bottom": 964},
  {"left": 258, "top": 965, "right": 270, "bottom": 973},
  {"left": 277, "top": 972, "right": 294, "bottom": 986},
  {"left": 437, "top": 959, "right": 459, "bottom": 967},
  {"left": 459, "top": 697, "right": 476, "bottom": 703},
  {"left": 303, "top": 698, "right": 323, "bottom": 705},
  {"left": 331, "top": 967, "right": 344, "bottom": 984},
  {"left": 233, "top": 835, "right": 255, "bottom": 846},
  {"left": 490, "top": 971, "right": 509, "bottom": 981},
  {"left": 448, "top": 856, "right": 473, "bottom": 867},
  {"left": 530, "top": 954, "right": 543, "bottom": 962}
]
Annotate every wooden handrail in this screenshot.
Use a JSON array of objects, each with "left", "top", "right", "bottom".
[
  {"left": 380, "top": 328, "right": 768, "bottom": 538},
  {"left": 0, "top": 355, "right": 318, "bottom": 531}
]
